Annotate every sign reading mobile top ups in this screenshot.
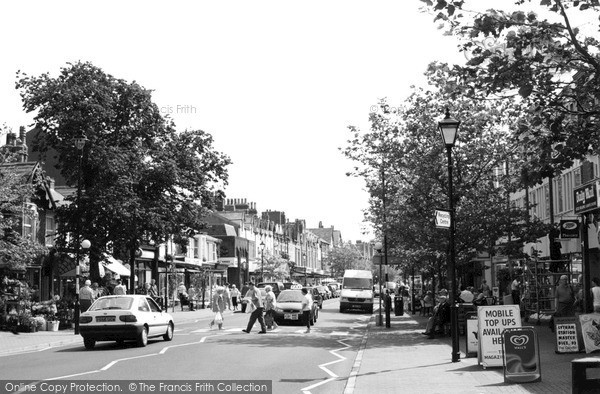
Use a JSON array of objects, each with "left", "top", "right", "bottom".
[{"left": 574, "top": 181, "right": 600, "bottom": 214}]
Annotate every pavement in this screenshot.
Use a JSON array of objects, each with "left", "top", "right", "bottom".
[{"left": 0, "top": 303, "right": 591, "bottom": 394}]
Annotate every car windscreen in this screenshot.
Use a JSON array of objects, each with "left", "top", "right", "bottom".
[
  {"left": 277, "top": 290, "right": 303, "bottom": 302},
  {"left": 343, "top": 278, "right": 372, "bottom": 290},
  {"left": 89, "top": 297, "right": 133, "bottom": 311}
]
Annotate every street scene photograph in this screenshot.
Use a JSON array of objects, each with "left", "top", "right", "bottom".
[{"left": 3, "top": 1, "right": 600, "bottom": 393}]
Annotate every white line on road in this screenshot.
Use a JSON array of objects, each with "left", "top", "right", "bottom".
[{"left": 301, "top": 339, "right": 352, "bottom": 394}]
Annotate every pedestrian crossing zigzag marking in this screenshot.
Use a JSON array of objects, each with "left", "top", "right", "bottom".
[{"left": 301, "top": 339, "right": 352, "bottom": 393}]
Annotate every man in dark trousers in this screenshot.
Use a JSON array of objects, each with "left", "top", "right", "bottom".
[
  {"left": 241, "top": 282, "right": 266, "bottom": 334},
  {"left": 240, "top": 282, "right": 250, "bottom": 313}
]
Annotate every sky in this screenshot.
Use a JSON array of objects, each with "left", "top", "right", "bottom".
[{"left": 0, "top": 1, "right": 469, "bottom": 243}]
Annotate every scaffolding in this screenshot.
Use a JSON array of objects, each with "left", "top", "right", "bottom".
[{"left": 522, "top": 257, "right": 572, "bottom": 323}]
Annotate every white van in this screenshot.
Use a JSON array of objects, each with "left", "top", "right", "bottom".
[{"left": 340, "top": 270, "right": 374, "bottom": 313}]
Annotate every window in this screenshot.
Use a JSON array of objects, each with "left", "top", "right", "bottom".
[{"left": 45, "top": 216, "right": 55, "bottom": 247}]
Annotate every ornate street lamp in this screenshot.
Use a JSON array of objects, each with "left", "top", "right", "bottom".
[
  {"left": 374, "top": 241, "right": 383, "bottom": 327},
  {"left": 260, "top": 241, "right": 265, "bottom": 283},
  {"left": 73, "top": 133, "right": 88, "bottom": 335},
  {"left": 438, "top": 108, "right": 461, "bottom": 362}
]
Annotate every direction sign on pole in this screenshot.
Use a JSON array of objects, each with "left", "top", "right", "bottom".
[{"left": 435, "top": 209, "right": 451, "bottom": 229}]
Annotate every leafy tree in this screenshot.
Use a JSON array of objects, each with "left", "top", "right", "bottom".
[
  {"left": 421, "top": 0, "right": 600, "bottom": 184},
  {"left": 16, "top": 62, "right": 231, "bottom": 282},
  {"left": 342, "top": 62, "right": 550, "bottom": 289},
  {"left": 324, "top": 242, "right": 365, "bottom": 278},
  {"left": 261, "top": 252, "right": 288, "bottom": 281}
]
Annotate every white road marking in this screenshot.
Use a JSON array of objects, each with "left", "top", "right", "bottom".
[{"left": 301, "top": 339, "right": 352, "bottom": 393}]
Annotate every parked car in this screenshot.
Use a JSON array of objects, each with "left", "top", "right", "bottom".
[
  {"left": 257, "top": 281, "right": 285, "bottom": 297},
  {"left": 328, "top": 284, "right": 341, "bottom": 298},
  {"left": 79, "top": 295, "right": 174, "bottom": 350},
  {"left": 316, "top": 285, "right": 330, "bottom": 300},
  {"left": 272, "top": 289, "right": 318, "bottom": 326}
]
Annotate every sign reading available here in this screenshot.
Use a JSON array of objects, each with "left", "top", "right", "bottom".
[{"left": 477, "top": 305, "right": 522, "bottom": 368}]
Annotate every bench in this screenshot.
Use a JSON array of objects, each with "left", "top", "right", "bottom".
[{"left": 572, "top": 357, "right": 600, "bottom": 393}]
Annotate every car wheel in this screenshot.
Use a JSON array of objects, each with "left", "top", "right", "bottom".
[
  {"left": 137, "top": 326, "right": 148, "bottom": 347},
  {"left": 319, "top": 302, "right": 323, "bottom": 309},
  {"left": 83, "top": 338, "right": 96, "bottom": 350},
  {"left": 163, "top": 322, "right": 174, "bottom": 341}
]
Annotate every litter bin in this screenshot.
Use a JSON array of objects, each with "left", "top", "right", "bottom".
[{"left": 394, "top": 296, "right": 404, "bottom": 316}]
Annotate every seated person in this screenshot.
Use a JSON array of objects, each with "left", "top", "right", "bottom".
[
  {"left": 422, "top": 295, "right": 451, "bottom": 338},
  {"left": 473, "top": 292, "right": 488, "bottom": 306}
]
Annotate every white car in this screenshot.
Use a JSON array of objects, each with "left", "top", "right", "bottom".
[{"left": 79, "top": 295, "right": 174, "bottom": 349}]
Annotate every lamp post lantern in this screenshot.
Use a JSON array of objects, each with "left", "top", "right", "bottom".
[
  {"left": 374, "top": 242, "right": 383, "bottom": 327},
  {"left": 260, "top": 241, "right": 265, "bottom": 282},
  {"left": 438, "top": 108, "right": 461, "bottom": 362},
  {"left": 73, "top": 134, "right": 88, "bottom": 335}
]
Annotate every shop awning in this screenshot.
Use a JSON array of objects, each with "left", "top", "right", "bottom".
[{"left": 104, "top": 259, "right": 131, "bottom": 277}]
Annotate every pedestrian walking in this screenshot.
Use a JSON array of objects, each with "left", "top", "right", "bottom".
[
  {"left": 511, "top": 277, "right": 521, "bottom": 305},
  {"left": 79, "top": 280, "right": 94, "bottom": 312},
  {"left": 301, "top": 287, "right": 312, "bottom": 333},
  {"left": 113, "top": 279, "right": 127, "bottom": 295},
  {"left": 230, "top": 284, "right": 240, "bottom": 311},
  {"left": 550, "top": 275, "right": 575, "bottom": 332},
  {"left": 592, "top": 277, "right": 600, "bottom": 313},
  {"left": 479, "top": 280, "right": 491, "bottom": 298},
  {"left": 210, "top": 286, "right": 229, "bottom": 330},
  {"left": 240, "top": 282, "right": 250, "bottom": 313},
  {"left": 241, "top": 282, "right": 266, "bottom": 334},
  {"left": 177, "top": 282, "right": 188, "bottom": 311},
  {"left": 264, "top": 285, "right": 278, "bottom": 330}
]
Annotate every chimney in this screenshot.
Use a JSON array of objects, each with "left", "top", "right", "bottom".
[{"left": 18, "top": 126, "right": 28, "bottom": 162}]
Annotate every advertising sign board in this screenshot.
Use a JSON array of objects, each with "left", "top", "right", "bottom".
[
  {"left": 477, "top": 305, "right": 522, "bottom": 368},
  {"left": 465, "top": 312, "right": 478, "bottom": 358},
  {"left": 579, "top": 313, "right": 600, "bottom": 354},
  {"left": 502, "top": 327, "right": 541, "bottom": 383},
  {"left": 574, "top": 181, "right": 600, "bottom": 214},
  {"left": 554, "top": 316, "right": 584, "bottom": 353},
  {"left": 559, "top": 219, "right": 580, "bottom": 239}
]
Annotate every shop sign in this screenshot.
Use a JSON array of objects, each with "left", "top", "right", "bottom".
[
  {"left": 477, "top": 305, "right": 522, "bottom": 368},
  {"left": 574, "top": 181, "right": 600, "bottom": 214},
  {"left": 559, "top": 219, "right": 580, "bottom": 239},
  {"left": 579, "top": 313, "right": 600, "bottom": 353},
  {"left": 502, "top": 327, "right": 541, "bottom": 383},
  {"left": 554, "top": 316, "right": 583, "bottom": 353}
]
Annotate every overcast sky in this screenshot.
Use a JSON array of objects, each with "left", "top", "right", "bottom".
[{"left": 0, "top": 1, "right": 474, "bottom": 243}]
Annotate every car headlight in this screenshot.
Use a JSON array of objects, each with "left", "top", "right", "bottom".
[
  {"left": 79, "top": 316, "right": 92, "bottom": 324},
  {"left": 340, "top": 297, "right": 348, "bottom": 302},
  {"left": 274, "top": 307, "right": 283, "bottom": 313}
]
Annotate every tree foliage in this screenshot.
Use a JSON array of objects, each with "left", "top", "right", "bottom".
[
  {"left": 342, "top": 62, "right": 550, "bottom": 288},
  {"left": 16, "top": 62, "right": 231, "bottom": 281},
  {"left": 324, "top": 242, "right": 366, "bottom": 278},
  {"left": 421, "top": 0, "right": 600, "bottom": 185}
]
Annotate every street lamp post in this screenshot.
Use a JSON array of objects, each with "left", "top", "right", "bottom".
[
  {"left": 73, "top": 134, "right": 88, "bottom": 335},
  {"left": 260, "top": 241, "right": 265, "bottom": 283},
  {"left": 302, "top": 253, "right": 307, "bottom": 285},
  {"left": 438, "top": 108, "right": 461, "bottom": 362},
  {"left": 374, "top": 242, "right": 383, "bottom": 326}
]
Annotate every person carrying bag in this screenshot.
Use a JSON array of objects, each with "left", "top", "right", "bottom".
[{"left": 209, "top": 287, "right": 229, "bottom": 330}]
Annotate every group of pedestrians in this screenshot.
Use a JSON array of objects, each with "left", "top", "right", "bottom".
[{"left": 77, "top": 278, "right": 128, "bottom": 312}]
